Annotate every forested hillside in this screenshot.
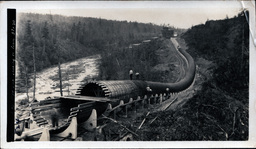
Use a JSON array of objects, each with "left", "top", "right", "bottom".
[
  {"left": 145, "top": 11, "right": 249, "bottom": 141},
  {"left": 98, "top": 38, "right": 162, "bottom": 81},
  {"left": 183, "top": 11, "right": 249, "bottom": 103},
  {"left": 16, "top": 13, "right": 162, "bottom": 93}
]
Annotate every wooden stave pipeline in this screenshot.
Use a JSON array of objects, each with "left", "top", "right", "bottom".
[{"left": 77, "top": 47, "right": 195, "bottom": 102}]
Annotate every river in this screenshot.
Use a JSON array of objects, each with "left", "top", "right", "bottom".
[{"left": 15, "top": 55, "right": 100, "bottom": 102}]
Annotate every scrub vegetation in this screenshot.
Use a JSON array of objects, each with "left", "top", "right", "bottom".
[{"left": 140, "top": 11, "right": 249, "bottom": 141}]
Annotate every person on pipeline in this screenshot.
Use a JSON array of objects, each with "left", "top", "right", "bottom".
[
  {"left": 166, "top": 88, "right": 170, "bottom": 98},
  {"left": 146, "top": 86, "right": 153, "bottom": 98},
  {"left": 129, "top": 69, "right": 133, "bottom": 80},
  {"left": 135, "top": 72, "right": 140, "bottom": 80}
]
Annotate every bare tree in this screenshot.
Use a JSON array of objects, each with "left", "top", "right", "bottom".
[
  {"left": 58, "top": 58, "right": 63, "bottom": 96},
  {"left": 57, "top": 40, "right": 63, "bottom": 96},
  {"left": 33, "top": 43, "right": 36, "bottom": 101}
]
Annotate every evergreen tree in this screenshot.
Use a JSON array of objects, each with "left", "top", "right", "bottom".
[
  {"left": 17, "top": 20, "right": 34, "bottom": 98},
  {"left": 42, "top": 21, "right": 49, "bottom": 54}
]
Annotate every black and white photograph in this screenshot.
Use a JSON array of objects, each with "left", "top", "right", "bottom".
[{"left": 1, "top": 1, "right": 256, "bottom": 148}]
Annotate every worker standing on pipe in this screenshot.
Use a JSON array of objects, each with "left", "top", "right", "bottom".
[
  {"left": 129, "top": 69, "right": 133, "bottom": 80},
  {"left": 146, "top": 86, "right": 151, "bottom": 98},
  {"left": 166, "top": 88, "right": 170, "bottom": 98},
  {"left": 135, "top": 72, "right": 140, "bottom": 80}
]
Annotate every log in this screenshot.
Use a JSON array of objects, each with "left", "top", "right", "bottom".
[
  {"left": 102, "top": 114, "right": 138, "bottom": 137},
  {"left": 137, "top": 112, "right": 150, "bottom": 131}
]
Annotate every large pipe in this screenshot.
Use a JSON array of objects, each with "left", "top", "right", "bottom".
[
  {"left": 78, "top": 46, "right": 196, "bottom": 101},
  {"left": 146, "top": 48, "right": 196, "bottom": 94},
  {"left": 23, "top": 40, "right": 196, "bottom": 137},
  {"left": 20, "top": 39, "right": 196, "bottom": 139}
]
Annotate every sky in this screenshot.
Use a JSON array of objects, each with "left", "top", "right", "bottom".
[{"left": 17, "top": 1, "right": 243, "bottom": 29}]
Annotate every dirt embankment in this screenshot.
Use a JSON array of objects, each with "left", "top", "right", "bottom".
[
  {"left": 153, "top": 39, "right": 186, "bottom": 83},
  {"left": 154, "top": 37, "right": 214, "bottom": 112}
]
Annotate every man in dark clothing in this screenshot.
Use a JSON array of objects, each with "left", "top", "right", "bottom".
[
  {"left": 50, "top": 108, "right": 59, "bottom": 128},
  {"left": 135, "top": 72, "right": 140, "bottom": 80},
  {"left": 146, "top": 86, "right": 151, "bottom": 98},
  {"left": 129, "top": 70, "right": 133, "bottom": 80},
  {"left": 166, "top": 88, "right": 170, "bottom": 99}
]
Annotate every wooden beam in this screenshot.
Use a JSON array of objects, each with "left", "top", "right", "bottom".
[{"left": 59, "top": 95, "right": 111, "bottom": 102}]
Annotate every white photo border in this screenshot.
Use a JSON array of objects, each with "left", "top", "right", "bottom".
[{"left": 1, "top": 1, "right": 255, "bottom": 148}]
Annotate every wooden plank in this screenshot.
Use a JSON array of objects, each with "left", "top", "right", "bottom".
[
  {"left": 34, "top": 106, "right": 61, "bottom": 113},
  {"left": 78, "top": 102, "right": 95, "bottom": 107},
  {"left": 78, "top": 101, "right": 95, "bottom": 105},
  {"left": 59, "top": 95, "right": 111, "bottom": 102},
  {"left": 32, "top": 103, "right": 62, "bottom": 110},
  {"left": 70, "top": 107, "right": 79, "bottom": 112},
  {"left": 103, "top": 90, "right": 109, "bottom": 93},
  {"left": 77, "top": 104, "right": 94, "bottom": 109},
  {"left": 35, "top": 118, "right": 47, "bottom": 123},
  {"left": 67, "top": 117, "right": 72, "bottom": 123},
  {"left": 33, "top": 105, "right": 61, "bottom": 113},
  {"left": 69, "top": 113, "right": 77, "bottom": 119},
  {"left": 33, "top": 117, "right": 43, "bottom": 121},
  {"left": 18, "top": 116, "right": 30, "bottom": 121},
  {"left": 23, "top": 127, "right": 44, "bottom": 136},
  {"left": 39, "top": 99, "right": 62, "bottom": 105},
  {"left": 40, "top": 98, "right": 61, "bottom": 102},
  {"left": 30, "top": 102, "right": 39, "bottom": 107},
  {"left": 72, "top": 106, "right": 94, "bottom": 112},
  {"left": 32, "top": 114, "right": 41, "bottom": 119},
  {"left": 70, "top": 106, "right": 92, "bottom": 112},
  {"left": 70, "top": 110, "right": 79, "bottom": 116},
  {"left": 38, "top": 121, "right": 48, "bottom": 126}
]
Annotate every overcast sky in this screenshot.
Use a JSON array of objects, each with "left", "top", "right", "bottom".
[{"left": 17, "top": 1, "right": 243, "bottom": 29}]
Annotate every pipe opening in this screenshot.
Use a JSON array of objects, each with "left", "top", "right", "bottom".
[{"left": 80, "top": 83, "right": 106, "bottom": 97}]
